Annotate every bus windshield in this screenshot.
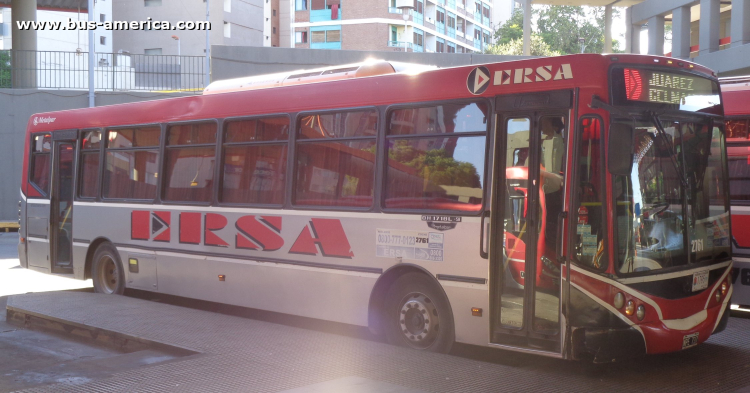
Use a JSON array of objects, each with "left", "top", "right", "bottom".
[{"left": 614, "top": 117, "right": 730, "bottom": 274}]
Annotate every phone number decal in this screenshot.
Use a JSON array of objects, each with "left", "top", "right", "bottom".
[{"left": 376, "top": 229, "right": 444, "bottom": 262}]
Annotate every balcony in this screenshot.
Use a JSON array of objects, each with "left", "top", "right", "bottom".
[
  {"left": 388, "top": 41, "right": 413, "bottom": 51},
  {"left": 0, "top": 50, "right": 205, "bottom": 92},
  {"left": 388, "top": 7, "right": 403, "bottom": 14}
]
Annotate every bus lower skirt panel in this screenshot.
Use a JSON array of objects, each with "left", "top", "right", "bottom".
[{"left": 571, "top": 326, "right": 646, "bottom": 363}]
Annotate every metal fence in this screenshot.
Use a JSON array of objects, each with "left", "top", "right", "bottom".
[{"left": 0, "top": 50, "right": 206, "bottom": 92}]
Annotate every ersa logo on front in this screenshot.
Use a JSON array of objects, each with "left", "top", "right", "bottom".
[{"left": 467, "top": 64, "right": 574, "bottom": 95}]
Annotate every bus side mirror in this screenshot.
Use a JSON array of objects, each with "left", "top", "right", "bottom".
[{"left": 608, "top": 123, "right": 634, "bottom": 176}]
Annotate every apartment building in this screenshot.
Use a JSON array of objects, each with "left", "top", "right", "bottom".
[
  {"left": 289, "top": 0, "right": 511, "bottom": 53},
  {"left": 113, "top": 0, "right": 276, "bottom": 57}
]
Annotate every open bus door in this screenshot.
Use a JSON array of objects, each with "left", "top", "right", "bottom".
[
  {"left": 490, "top": 91, "right": 572, "bottom": 353},
  {"left": 49, "top": 130, "right": 77, "bottom": 274}
]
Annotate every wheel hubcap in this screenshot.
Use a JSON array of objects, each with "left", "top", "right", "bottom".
[
  {"left": 398, "top": 292, "right": 440, "bottom": 349},
  {"left": 98, "top": 256, "right": 118, "bottom": 294}
]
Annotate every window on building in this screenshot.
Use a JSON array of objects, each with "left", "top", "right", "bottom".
[
  {"left": 414, "top": 0, "right": 423, "bottom": 14},
  {"left": 296, "top": 0, "right": 308, "bottom": 10},
  {"left": 295, "top": 31, "right": 308, "bottom": 43},
  {"left": 448, "top": 15, "right": 455, "bottom": 29},
  {"left": 224, "top": 21, "right": 231, "bottom": 38},
  {"left": 100, "top": 36, "right": 106, "bottom": 45},
  {"left": 144, "top": 48, "right": 162, "bottom": 55},
  {"left": 326, "top": 29, "right": 341, "bottom": 42},
  {"left": 79, "top": 130, "right": 101, "bottom": 198},
  {"left": 221, "top": 117, "right": 290, "bottom": 205},
  {"left": 295, "top": 109, "right": 378, "bottom": 208},
  {"left": 413, "top": 31, "right": 424, "bottom": 47},
  {"left": 483, "top": 5, "right": 490, "bottom": 18},
  {"left": 100, "top": 14, "right": 106, "bottom": 22},
  {"left": 447, "top": 43, "right": 456, "bottom": 53},
  {"left": 385, "top": 102, "right": 488, "bottom": 211},
  {"left": 163, "top": 122, "right": 217, "bottom": 203},
  {"left": 103, "top": 126, "right": 160, "bottom": 200},
  {"left": 437, "top": 9, "right": 445, "bottom": 24},
  {"left": 273, "top": 27, "right": 277, "bottom": 34},
  {"left": 311, "top": 30, "right": 326, "bottom": 43},
  {"left": 457, "top": 18, "right": 464, "bottom": 33},
  {"left": 144, "top": 0, "right": 162, "bottom": 6},
  {"left": 311, "top": 0, "right": 325, "bottom": 10},
  {"left": 436, "top": 41, "right": 444, "bottom": 52},
  {"left": 273, "top": 9, "right": 277, "bottom": 16},
  {"left": 29, "top": 133, "right": 51, "bottom": 196}
]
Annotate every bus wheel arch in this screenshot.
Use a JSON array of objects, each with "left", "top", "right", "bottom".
[
  {"left": 84, "top": 237, "right": 114, "bottom": 280},
  {"left": 368, "top": 264, "right": 455, "bottom": 353},
  {"left": 89, "top": 240, "right": 125, "bottom": 295}
]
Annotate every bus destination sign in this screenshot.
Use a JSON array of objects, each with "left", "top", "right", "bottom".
[{"left": 623, "top": 68, "right": 716, "bottom": 106}]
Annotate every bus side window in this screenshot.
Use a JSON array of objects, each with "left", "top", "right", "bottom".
[
  {"left": 574, "top": 117, "right": 605, "bottom": 270},
  {"left": 29, "top": 133, "right": 52, "bottom": 197}
]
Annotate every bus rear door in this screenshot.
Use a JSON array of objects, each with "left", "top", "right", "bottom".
[{"left": 49, "top": 130, "right": 78, "bottom": 274}]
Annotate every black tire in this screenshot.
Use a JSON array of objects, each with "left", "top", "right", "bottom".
[
  {"left": 383, "top": 272, "right": 455, "bottom": 353},
  {"left": 91, "top": 243, "right": 125, "bottom": 295}
]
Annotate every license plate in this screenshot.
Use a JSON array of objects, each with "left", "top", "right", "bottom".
[
  {"left": 682, "top": 332, "right": 699, "bottom": 349},
  {"left": 692, "top": 270, "right": 709, "bottom": 292}
]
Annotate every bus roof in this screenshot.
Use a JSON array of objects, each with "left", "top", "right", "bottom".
[{"left": 25, "top": 53, "right": 717, "bottom": 135}]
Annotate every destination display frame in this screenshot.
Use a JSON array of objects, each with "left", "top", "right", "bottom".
[{"left": 610, "top": 66, "right": 722, "bottom": 114}]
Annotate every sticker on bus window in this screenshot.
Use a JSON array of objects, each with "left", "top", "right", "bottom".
[
  {"left": 577, "top": 224, "right": 591, "bottom": 235},
  {"left": 582, "top": 246, "right": 597, "bottom": 256},
  {"left": 376, "top": 229, "right": 444, "bottom": 262},
  {"left": 582, "top": 234, "right": 597, "bottom": 245}
]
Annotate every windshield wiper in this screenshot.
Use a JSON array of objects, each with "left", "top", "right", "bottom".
[{"left": 649, "top": 113, "right": 690, "bottom": 192}]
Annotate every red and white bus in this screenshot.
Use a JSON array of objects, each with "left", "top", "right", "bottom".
[
  {"left": 722, "top": 76, "right": 750, "bottom": 307},
  {"left": 18, "top": 55, "right": 733, "bottom": 362}
]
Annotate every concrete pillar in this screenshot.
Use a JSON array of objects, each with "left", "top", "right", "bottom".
[
  {"left": 11, "top": 0, "right": 37, "bottom": 88},
  {"left": 604, "top": 4, "right": 613, "bottom": 53},
  {"left": 699, "top": 0, "right": 720, "bottom": 55},
  {"left": 731, "top": 0, "right": 750, "bottom": 46},
  {"left": 625, "top": 7, "right": 641, "bottom": 54},
  {"left": 648, "top": 15, "right": 664, "bottom": 55},
  {"left": 672, "top": 6, "right": 691, "bottom": 59},
  {"left": 523, "top": 0, "right": 531, "bottom": 56}
]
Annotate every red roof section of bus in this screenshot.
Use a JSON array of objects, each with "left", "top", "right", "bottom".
[{"left": 20, "top": 54, "right": 717, "bottom": 197}]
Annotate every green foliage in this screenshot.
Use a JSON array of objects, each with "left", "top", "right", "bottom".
[
  {"left": 490, "top": 5, "right": 624, "bottom": 55},
  {"left": 485, "top": 34, "right": 561, "bottom": 56},
  {"left": 493, "top": 8, "right": 524, "bottom": 46},
  {"left": 389, "top": 140, "right": 480, "bottom": 188},
  {"left": 0, "top": 51, "right": 10, "bottom": 88}
]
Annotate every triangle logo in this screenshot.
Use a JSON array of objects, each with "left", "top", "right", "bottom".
[{"left": 467, "top": 66, "right": 491, "bottom": 95}]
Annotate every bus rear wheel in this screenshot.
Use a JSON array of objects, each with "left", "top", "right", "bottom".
[
  {"left": 384, "top": 273, "right": 454, "bottom": 353},
  {"left": 92, "top": 243, "right": 125, "bottom": 295}
]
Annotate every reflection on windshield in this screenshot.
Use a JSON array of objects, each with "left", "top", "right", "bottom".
[{"left": 615, "top": 119, "right": 730, "bottom": 274}]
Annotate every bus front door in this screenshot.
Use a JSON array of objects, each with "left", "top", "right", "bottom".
[
  {"left": 50, "top": 133, "right": 77, "bottom": 274},
  {"left": 490, "top": 92, "right": 571, "bottom": 353}
]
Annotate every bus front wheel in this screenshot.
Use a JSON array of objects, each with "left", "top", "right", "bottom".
[
  {"left": 92, "top": 243, "right": 125, "bottom": 295},
  {"left": 384, "top": 273, "right": 454, "bottom": 353}
]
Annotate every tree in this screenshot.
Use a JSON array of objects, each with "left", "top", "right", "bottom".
[
  {"left": 494, "top": 8, "right": 524, "bottom": 46},
  {"left": 490, "top": 5, "right": 624, "bottom": 55},
  {"left": 0, "top": 51, "right": 10, "bottom": 88},
  {"left": 485, "top": 34, "right": 561, "bottom": 56},
  {"left": 536, "top": 5, "right": 623, "bottom": 54}
]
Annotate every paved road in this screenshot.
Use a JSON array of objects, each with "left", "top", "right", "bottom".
[{"left": 0, "top": 234, "right": 179, "bottom": 392}]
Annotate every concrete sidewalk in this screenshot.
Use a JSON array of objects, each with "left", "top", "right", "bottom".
[{"left": 5, "top": 291, "right": 750, "bottom": 392}]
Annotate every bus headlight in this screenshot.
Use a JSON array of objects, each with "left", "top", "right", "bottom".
[
  {"left": 614, "top": 292, "right": 625, "bottom": 309},
  {"left": 636, "top": 305, "right": 645, "bottom": 321},
  {"left": 625, "top": 300, "right": 635, "bottom": 316},
  {"left": 721, "top": 281, "right": 728, "bottom": 296}
]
